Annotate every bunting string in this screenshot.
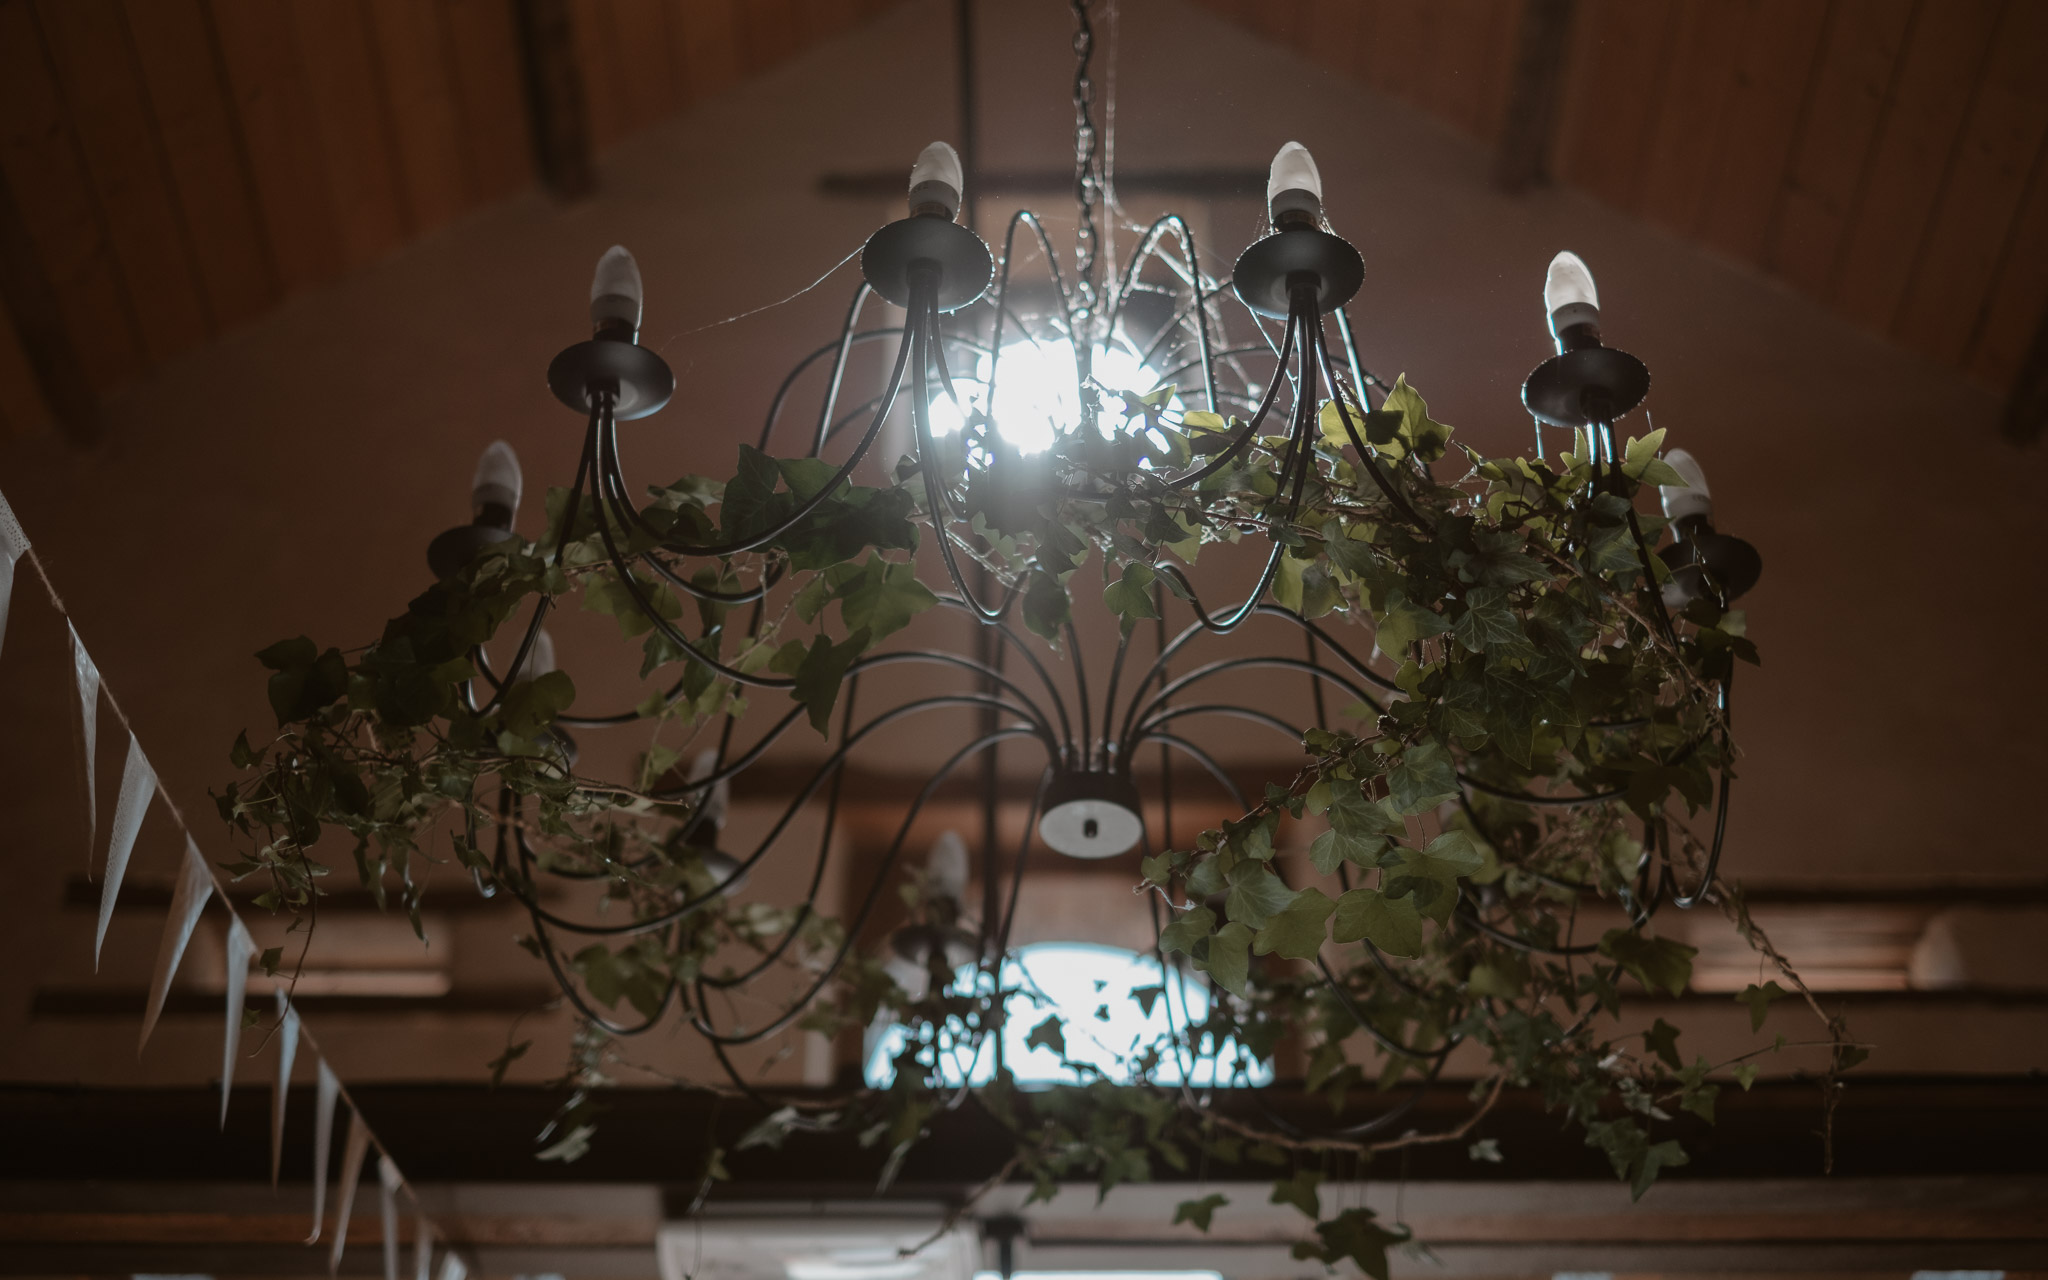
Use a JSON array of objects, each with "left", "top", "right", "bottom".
[{"left": 0, "top": 486, "right": 464, "bottom": 1274}]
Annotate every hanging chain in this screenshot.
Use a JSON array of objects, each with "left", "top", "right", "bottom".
[{"left": 1071, "top": 0, "right": 1102, "bottom": 331}]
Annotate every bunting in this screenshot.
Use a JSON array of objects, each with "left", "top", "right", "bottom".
[
  {"left": 138, "top": 839, "right": 213, "bottom": 1050},
  {"left": 0, "top": 487, "right": 25, "bottom": 658},
  {"left": 273, "top": 989, "right": 301, "bottom": 1186},
  {"left": 95, "top": 732, "right": 155, "bottom": 968},
  {"left": 331, "top": 1107, "right": 373, "bottom": 1274},
  {"left": 3, "top": 485, "right": 451, "bottom": 1273}
]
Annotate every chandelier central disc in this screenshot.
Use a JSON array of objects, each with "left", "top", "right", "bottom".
[{"left": 1038, "top": 770, "right": 1145, "bottom": 860}]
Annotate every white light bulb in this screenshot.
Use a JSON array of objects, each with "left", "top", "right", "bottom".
[
  {"left": 471, "top": 440, "right": 521, "bottom": 521},
  {"left": 1544, "top": 250, "right": 1599, "bottom": 316},
  {"left": 1659, "top": 448, "right": 1712, "bottom": 523},
  {"left": 590, "top": 245, "right": 643, "bottom": 333},
  {"left": 523, "top": 627, "right": 555, "bottom": 680},
  {"left": 1267, "top": 141, "right": 1323, "bottom": 222},
  {"left": 908, "top": 141, "right": 964, "bottom": 219},
  {"left": 926, "top": 830, "right": 969, "bottom": 902},
  {"left": 686, "top": 749, "right": 730, "bottom": 834}
]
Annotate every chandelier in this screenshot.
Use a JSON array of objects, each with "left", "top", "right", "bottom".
[{"left": 224, "top": 2, "right": 1836, "bottom": 1247}]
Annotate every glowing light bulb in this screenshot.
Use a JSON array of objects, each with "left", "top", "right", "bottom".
[
  {"left": 1544, "top": 251, "right": 1599, "bottom": 316},
  {"left": 1660, "top": 448, "right": 1712, "bottom": 524},
  {"left": 471, "top": 441, "right": 521, "bottom": 524},
  {"left": 1267, "top": 141, "right": 1324, "bottom": 224},
  {"left": 590, "top": 245, "right": 643, "bottom": 335},
  {"left": 908, "top": 141, "right": 964, "bottom": 219},
  {"left": 522, "top": 627, "right": 555, "bottom": 680}
]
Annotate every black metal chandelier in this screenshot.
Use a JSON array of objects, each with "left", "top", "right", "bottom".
[{"left": 416, "top": 0, "right": 1764, "bottom": 1118}]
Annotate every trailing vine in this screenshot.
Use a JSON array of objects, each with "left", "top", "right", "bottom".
[{"left": 216, "top": 367, "right": 1855, "bottom": 1274}]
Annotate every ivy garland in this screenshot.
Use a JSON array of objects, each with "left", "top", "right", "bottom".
[{"left": 218, "top": 373, "right": 1859, "bottom": 1275}]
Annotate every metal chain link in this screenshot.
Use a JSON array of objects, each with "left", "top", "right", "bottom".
[{"left": 1071, "top": 0, "right": 1101, "bottom": 328}]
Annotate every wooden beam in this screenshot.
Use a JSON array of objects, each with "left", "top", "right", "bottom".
[
  {"left": 0, "top": 163, "right": 101, "bottom": 442},
  {"left": 1491, "top": 0, "right": 1577, "bottom": 193},
  {"left": 513, "top": 0, "right": 594, "bottom": 198},
  {"left": 2003, "top": 297, "right": 2048, "bottom": 445}
]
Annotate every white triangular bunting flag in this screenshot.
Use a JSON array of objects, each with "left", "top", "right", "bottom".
[
  {"left": 0, "top": 486, "right": 27, "bottom": 660},
  {"left": 378, "top": 1154, "right": 402, "bottom": 1280},
  {"left": 330, "top": 1107, "right": 373, "bottom": 1275},
  {"left": 437, "top": 1251, "right": 468, "bottom": 1280},
  {"left": 69, "top": 625, "right": 100, "bottom": 861},
  {"left": 139, "top": 839, "right": 214, "bottom": 1050},
  {"left": 220, "top": 916, "right": 252, "bottom": 1128},
  {"left": 272, "top": 988, "right": 301, "bottom": 1186},
  {"left": 413, "top": 1207, "right": 433, "bottom": 1280},
  {"left": 307, "top": 1058, "right": 340, "bottom": 1243},
  {"left": 95, "top": 732, "right": 155, "bottom": 968}
]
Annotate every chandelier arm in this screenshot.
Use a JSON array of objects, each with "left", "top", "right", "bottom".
[
  {"left": 1312, "top": 326, "right": 1430, "bottom": 529},
  {"left": 934, "top": 595, "right": 1077, "bottom": 761},
  {"left": 1313, "top": 952, "right": 1461, "bottom": 1065},
  {"left": 912, "top": 317, "right": 1019, "bottom": 623},
  {"left": 986, "top": 209, "right": 1080, "bottom": 396},
  {"left": 1454, "top": 898, "right": 1607, "bottom": 957},
  {"left": 1157, "top": 304, "right": 1298, "bottom": 489},
  {"left": 1271, "top": 609, "right": 1402, "bottom": 692},
  {"left": 1133, "top": 702, "right": 1310, "bottom": 747},
  {"left": 1331, "top": 305, "right": 1381, "bottom": 399},
  {"left": 809, "top": 282, "right": 876, "bottom": 457},
  {"left": 939, "top": 770, "right": 1050, "bottom": 1112},
  {"left": 1667, "top": 672, "right": 1734, "bottom": 910},
  {"left": 1457, "top": 774, "right": 1626, "bottom": 809},
  {"left": 593, "top": 411, "right": 774, "bottom": 606},
  {"left": 514, "top": 699, "right": 1046, "bottom": 939},
  {"left": 846, "top": 649, "right": 1062, "bottom": 749},
  {"left": 1142, "top": 732, "right": 1248, "bottom": 809},
  {"left": 700, "top": 675, "right": 864, "bottom": 991},
  {"left": 608, "top": 296, "right": 918, "bottom": 562},
  {"left": 687, "top": 727, "right": 1035, "bottom": 1046},
  {"left": 1122, "top": 655, "right": 1382, "bottom": 758},
  {"left": 1111, "top": 214, "right": 1218, "bottom": 412},
  {"left": 1064, "top": 617, "right": 1094, "bottom": 769},
  {"left": 1096, "top": 619, "right": 1135, "bottom": 771}
]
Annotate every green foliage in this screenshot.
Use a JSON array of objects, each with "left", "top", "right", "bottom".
[{"left": 218, "top": 371, "right": 1846, "bottom": 1258}]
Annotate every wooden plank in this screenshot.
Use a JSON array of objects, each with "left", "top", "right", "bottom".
[
  {"left": 1425, "top": 0, "right": 1500, "bottom": 137},
  {"left": 1694, "top": 0, "right": 1830, "bottom": 264},
  {"left": 1475, "top": 0, "right": 1526, "bottom": 143},
  {"left": 119, "top": 0, "right": 278, "bottom": 330},
  {"left": 0, "top": 276, "right": 54, "bottom": 440},
  {"left": 35, "top": 0, "right": 214, "bottom": 365},
  {"left": 0, "top": 0, "right": 143, "bottom": 393},
  {"left": 1367, "top": 1, "right": 1433, "bottom": 104},
  {"left": 439, "top": 0, "right": 532, "bottom": 202},
  {"left": 1491, "top": 0, "right": 1569, "bottom": 192},
  {"left": 1829, "top": 0, "right": 2001, "bottom": 332},
  {"left": 1764, "top": 0, "right": 1915, "bottom": 296},
  {"left": 1549, "top": 0, "right": 1682, "bottom": 212},
  {"left": 672, "top": 0, "right": 741, "bottom": 104},
  {"left": 367, "top": 0, "right": 469, "bottom": 233},
  {"left": 285, "top": 0, "right": 412, "bottom": 266},
  {"left": 514, "top": 0, "right": 594, "bottom": 196},
  {"left": 1635, "top": 0, "right": 1753, "bottom": 233},
  {"left": 206, "top": 0, "right": 345, "bottom": 291},
  {"left": 1893, "top": 0, "right": 2048, "bottom": 364},
  {"left": 1968, "top": 145, "right": 2048, "bottom": 387}
]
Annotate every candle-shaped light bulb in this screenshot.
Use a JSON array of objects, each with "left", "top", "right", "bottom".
[
  {"left": 471, "top": 440, "right": 521, "bottom": 526},
  {"left": 1544, "top": 250, "right": 1601, "bottom": 349},
  {"left": 523, "top": 627, "right": 556, "bottom": 680},
  {"left": 1267, "top": 141, "right": 1324, "bottom": 225},
  {"left": 589, "top": 245, "right": 643, "bottom": 338},
  {"left": 926, "top": 830, "right": 969, "bottom": 903},
  {"left": 1659, "top": 448, "right": 1712, "bottom": 525},
  {"left": 908, "top": 141, "right": 964, "bottom": 220}
]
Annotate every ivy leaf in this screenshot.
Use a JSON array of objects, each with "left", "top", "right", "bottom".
[
  {"left": 1292, "top": 1206, "right": 1407, "bottom": 1280},
  {"left": 1308, "top": 827, "right": 1386, "bottom": 874},
  {"left": 1252, "top": 887, "right": 1334, "bottom": 960},
  {"left": 838, "top": 556, "right": 937, "bottom": 642},
  {"left": 720, "top": 444, "right": 786, "bottom": 540},
  {"left": 1733, "top": 1063, "right": 1760, "bottom": 1091},
  {"left": 1632, "top": 1139, "right": 1689, "bottom": 1200},
  {"left": 1180, "top": 410, "right": 1232, "bottom": 434},
  {"left": 1373, "top": 590, "right": 1451, "bottom": 656},
  {"left": 1378, "top": 374, "right": 1453, "bottom": 462},
  {"left": 1451, "top": 586, "right": 1535, "bottom": 661},
  {"left": 1023, "top": 569, "right": 1071, "bottom": 643},
  {"left": 1102, "top": 562, "right": 1160, "bottom": 631},
  {"left": 1269, "top": 1168, "right": 1322, "bottom": 1218},
  {"left": 1737, "top": 980, "right": 1789, "bottom": 1032},
  {"left": 258, "top": 946, "right": 283, "bottom": 977},
  {"left": 1332, "top": 886, "right": 1424, "bottom": 956},
  {"left": 1201, "top": 921, "right": 1254, "bottom": 996},
  {"left": 1173, "top": 1192, "right": 1228, "bottom": 1232},
  {"left": 1381, "top": 831, "right": 1484, "bottom": 924},
  {"left": 1387, "top": 739, "right": 1459, "bottom": 813},
  {"left": 1600, "top": 929, "right": 1697, "bottom": 997},
  {"left": 486, "top": 1038, "right": 531, "bottom": 1088},
  {"left": 1159, "top": 905, "right": 1216, "bottom": 956},
  {"left": 1223, "top": 865, "right": 1297, "bottom": 929},
  {"left": 1643, "top": 1017, "right": 1682, "bottom": 1070},
  {"left": 1329, "top": 787, "right": 1406, "bottom": 838},
  {"left": 781, "top": 628, "right": 870, "bottom": 734}
]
